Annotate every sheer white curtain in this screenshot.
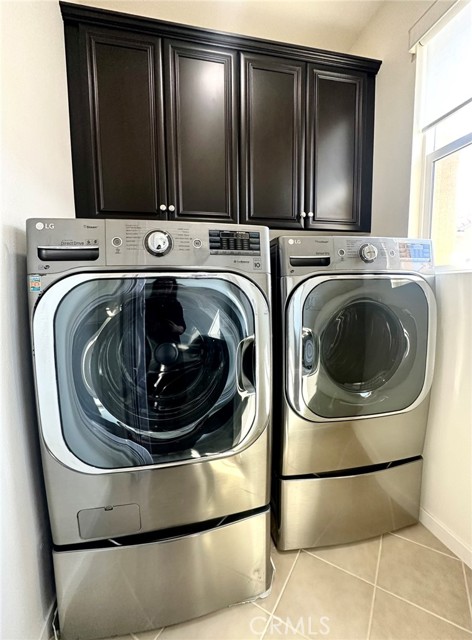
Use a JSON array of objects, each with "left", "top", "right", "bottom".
[{"left": 409, "top": 0, "right": 472, "bottom": 267}]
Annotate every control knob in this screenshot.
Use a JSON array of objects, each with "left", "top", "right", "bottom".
[
  {"left": 145, "top": 230, "right": 173, "bottom": 256},
  {"left": 359, "top": 243, "right": 378, "bottom": 263}
]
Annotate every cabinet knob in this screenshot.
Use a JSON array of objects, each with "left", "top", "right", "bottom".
[
  {"left": 167, "top": 204, "right": 175, "bottom": 212},
  {"left": 307, "top": 212, "right": 314, "bottom": 218},
  {"left": 159, "top": 204, "right": 167, "bottom": 211},
  {"left": 300, "top": 212, "right": 306, "bottom": 219}
]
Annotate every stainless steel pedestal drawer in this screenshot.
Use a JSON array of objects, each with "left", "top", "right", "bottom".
[
  {"left": 54, "top": 508, "right": 273, "bottom": 640},
  {"left": 274, "top": 459, "right": 422, "bottom": 551}
]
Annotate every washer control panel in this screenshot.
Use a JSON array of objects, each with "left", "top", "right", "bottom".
[{"left": 27, "top": 219, "right": 271, "bottom": 276}]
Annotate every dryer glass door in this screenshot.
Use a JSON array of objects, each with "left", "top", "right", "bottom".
[
  {"left": 38, "top": 273, "right": 269, "bottom": 470},
  {"left": 287, "top": 274, "right": 435, "bottom": 420}
]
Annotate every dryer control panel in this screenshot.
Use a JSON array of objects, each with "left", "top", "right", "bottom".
[{"left": 275, "top": 236, "right": 434, "bottom": 275}]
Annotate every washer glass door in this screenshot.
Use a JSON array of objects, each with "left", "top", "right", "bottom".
[
  {"left": 47, "top": 273, "right": 266, "bottom": 469},
  {"left": 287, "top": 275, "right": 435, "bottom": 420}
]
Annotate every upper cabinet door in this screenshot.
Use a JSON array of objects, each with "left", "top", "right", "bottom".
[
  {"left": 240, "top": 54, "right": 306, "bottom": 229},
  {"left": 164, "top": 41, "right": 239, "bottom": 223},
  {"left": 305, "top": 68, "right": 374, "bottom": 232},
  {"left": 66, "top": 26, "right": 167, "bottom": 218}
]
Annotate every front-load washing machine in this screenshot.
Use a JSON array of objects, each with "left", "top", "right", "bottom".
[
  {"left": 271, "top": 236, "right": 436, "bottom": 550},
  {"left": 27, "top": 219, "right": 272, "bottom": 639}
]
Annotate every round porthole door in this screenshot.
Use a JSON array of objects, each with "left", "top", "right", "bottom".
[
  {"left": 33, "top": 272, "right": 270, "bottom": 471},
  {"left": 286, "top": 274, "right": 435, "bottom": 421}
]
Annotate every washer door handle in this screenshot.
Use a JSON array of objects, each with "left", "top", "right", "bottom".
[
  {"left": 237, "top": 336, "right": 256, "bottom": 396},
  {"left": 301, "top": 327, "right": 317, "bottom": 374}
]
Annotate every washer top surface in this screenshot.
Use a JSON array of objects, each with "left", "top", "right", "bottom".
[{"left": 273, "top": 236, "right": 434, "bottom": 276}]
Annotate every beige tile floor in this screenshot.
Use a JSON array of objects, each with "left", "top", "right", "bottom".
[{"left": 94, "top": 524, "right": 472, "bottom": 640}]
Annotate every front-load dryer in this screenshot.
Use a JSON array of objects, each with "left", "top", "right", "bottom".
[
  {"left": 271, "top": 236, "right": 436, "bottom": 550},
  {"left": 27, "top": 219, "right": 272, "bottom": 639}
]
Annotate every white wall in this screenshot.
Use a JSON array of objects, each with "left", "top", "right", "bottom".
[
  {"left": 350, "top": 0, "right": 432, "bottom": 237},
  {"left": 420, "top": 272, "right": 472, "bottom": 566},
  {"left": 64, "top": 0, "right": 382, "bottom": 52},
  {"left": 1, "top": 2, "right": 75, "bottom": 639}
]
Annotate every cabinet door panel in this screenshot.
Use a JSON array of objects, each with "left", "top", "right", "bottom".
[
  {"left": 307, "top": 69, "right": 372, "bottom": 231},
  {"left": 164, "top": 41, "right": 238, "bottom": 222},
  {"left": 316, "top": 77, "right": 357, "bottom": 222},
  {"left": 71, "top": 28, "right": 166, "bottom": 217},
  {"left": 241, "top": 54, "right": 305, "bottom": 228}
]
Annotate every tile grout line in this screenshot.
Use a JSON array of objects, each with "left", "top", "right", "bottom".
[
  {"left": 366, "top": 534, "right": 383, "bottom": 640},
  {"left": 389, "top": 531, "right": 460, "bottom": 560},
  {"left": 375, "top": 584, "right": 472, "bottom": 634},
  {"left": 463, "top": 562, "right": 472, "bottom": 628},
  {"left": 303, "top": 548, "right": 376, "bottom": 587},
  {"left": 259, "top": 549, "right": 301, "bottom": 639}
]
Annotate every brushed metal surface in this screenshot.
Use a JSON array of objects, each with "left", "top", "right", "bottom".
[
  {"left": 42, "top": 428, "right": 270, "bottom": 545},
  {"left": 280, "top": 400, "right": 430, "bottom": 475},
  {"left": 54, "top": 508, "right": 273, "bottom": 640},
  {"left": 274, "top": 459, "right": 423, "bottom": 550}
]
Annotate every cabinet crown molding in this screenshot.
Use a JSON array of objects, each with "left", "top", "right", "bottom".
[{"left": 60, "top": 1, "right": 382, "bottom": 75}]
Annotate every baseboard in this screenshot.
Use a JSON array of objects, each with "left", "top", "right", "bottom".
[
  {"left": 420, "top": 508, "right": 472, "bottom": 568},
  {"left": 39, "top": 600, "right": 56, "bottom": 640}
]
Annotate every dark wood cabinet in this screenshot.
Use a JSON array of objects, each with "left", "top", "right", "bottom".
[
  {"left": 305, "top": 68, "right": 375, "bottom": 232},
  {"left": 65, "top": 25, "right": 237, "bottom": 221},
  {"left": 164, "top": 41, "right": 238, "bottom": 222},
  {"left": 240, "top": 57, "right": 375, "bottom": 231},
  {"left": 61, "top": 2, "right": 380, "bottom": 231},
  {"left": 65, "top": 26, "right": 167, "bottom": 218},
  {"left": 240, "top": 54, "right": 305, "bottom": 229}
]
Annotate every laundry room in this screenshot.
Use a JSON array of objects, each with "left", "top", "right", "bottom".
[{"left": 1, "top": 1, "right": 471, "bottom": 640}]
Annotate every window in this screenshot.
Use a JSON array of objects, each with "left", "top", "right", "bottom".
[{"left": 410, "top": 1, "right": 472, "bottom": 268}]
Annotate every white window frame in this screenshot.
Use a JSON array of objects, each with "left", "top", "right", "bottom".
[{"left": 422, "top": 131, "right": 472, "bottom": 238}]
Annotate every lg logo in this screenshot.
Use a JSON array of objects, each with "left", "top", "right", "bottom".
[{"left": 35, "top": 222, "right": 55, "bottom": 230}]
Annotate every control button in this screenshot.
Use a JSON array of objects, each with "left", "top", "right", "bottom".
[
  {"left": 145, "top": 230, "right": 173, "bottom": 257},
  {"left": 193, "top": 238, "right": 202, "bottom": 249},
  {"left": 359, "top": 243, "right": 378, "bottom": 263},
  {"left": 338, "top": 249, "right": 346, "bottom": 257},
  {"left": 111, "top": 236, "right": 123, "bottom": 248},
  {"left": 389, "top": 249, "right": 396, "bottom": 257}
]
